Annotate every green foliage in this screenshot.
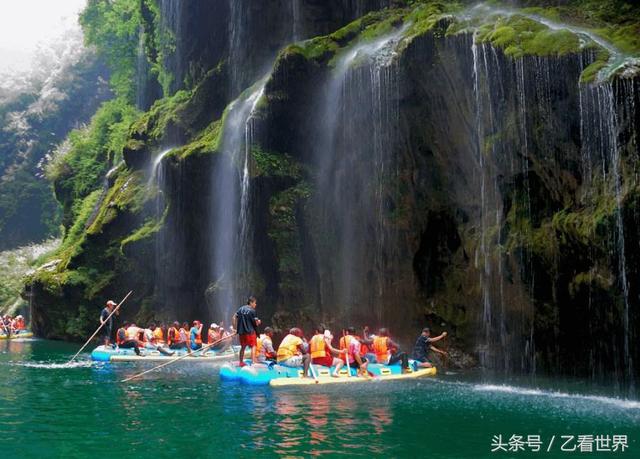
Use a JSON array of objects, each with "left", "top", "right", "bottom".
[
  {"left": 80, "top": 0, "right": 143, "bottom": 101},
  {"left": 130, "top": 90, "right": 191, "bottom": 143},
  {"left": 252, "top": 147, "right": 302, "bottom": 178},
  {"left": 47, "top": 99, "right": 139, "bottom": 222}
]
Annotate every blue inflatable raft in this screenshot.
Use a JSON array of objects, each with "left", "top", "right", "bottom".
[
  {"left": 220, "top": 360, "right": 437, "bottom": 386},
  {"left": 91, "top": 345, "right": 239, "bottom": 362}
]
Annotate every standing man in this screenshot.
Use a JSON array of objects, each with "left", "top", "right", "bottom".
[
  {"left": 233, "top": 296, "right": 261, "bottom": 366},
  {"left": 412, "top": 327, "right": 447, "bottom": 368},
  {"left": 99, "top": 300, "right": 118, "bottom": 346}
]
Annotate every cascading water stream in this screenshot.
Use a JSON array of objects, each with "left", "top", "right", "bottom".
[
  {"left": 150, "top": 147, "right": 175, "bottom": 309},
  {"left": 209, "top": 78, "right": 268, "bottom": 324},
  {"left": 313, "top": 25, "right": 405, "bottom": 322},
  {"left": 135, "top": 28, "right": 146, "bottom": 110},
  {"left": 158, "top": 0, "right": 183, "bottom": 93}
]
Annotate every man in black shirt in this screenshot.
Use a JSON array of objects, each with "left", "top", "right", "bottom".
[
  {"left": 233, "top": 296, "right": 261, "bottom": 366},
  {"left": 99, "top": 300, "right": 118, "bottom": 346},
  {"left": 412, "top": 327, "right": 447, "bottom": 368}
]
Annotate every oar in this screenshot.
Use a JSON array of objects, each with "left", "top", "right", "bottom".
[
  {"left": 443, "top": 335, "right": 449, "bottom": 373},
  {"left": 120, "top": 333, "right": 236, "bottom": 383},
  {"left": 342, "top": 331, "right": 352, "bottom": 378},
  {"left": 68, "top": 290, "right": 133, "bottom": 363},
  {"left": 309, "top": 362, "right": 318, "bottom": 382}
]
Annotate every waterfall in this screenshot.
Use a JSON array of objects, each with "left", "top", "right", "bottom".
[
  {"left": 579, "top": 79, "right": 636, "bottom": 391},
  {"left": 135, "top": 28, "right": 148, "bottom": 110},
  {"left": 159, "top": 0, "right": 183, "bottom": 93},
  {"left": 228, "top": 0, "right": 246, "bottom": 97},
  {"left": 312, "top": 25, "right": 405, "bottom": 323},
  {"left": 291, "top": 0, "right": 303, "bottom": 42},
  {"left": 150, "top": 148, "right": 175, "bottom": 311},
  {"left": 209, "top": 79, "right": 267, "bottom": 324}
]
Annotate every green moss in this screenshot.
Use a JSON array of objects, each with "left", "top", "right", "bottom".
[
  {"left": 173, "top": 117, "right": 225, "bottom": 159},
  {"left": 478, "top": 16, "right": 581, "bottom": 58},
  {"left": 121, "top": 218, "right": 161, "bottom": 251},
  {"left": 130, "top": 89, "right": 192, "bottom": 142},
  {"left": 252, "top": 147, "right": 302, "bottom": 179},
  {"left": 268, "top": 183, "right": 312, "bottom": 295},
  {"left": 580, "top": 51, "right": 610, "bottom": 83}
]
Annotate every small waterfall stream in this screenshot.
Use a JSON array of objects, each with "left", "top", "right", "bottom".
[
  {"left": 209, "top": 78, "right": 268, "bottom": 323},
  {"left": 312, "top": 25, "right": 405, "bottom": 323}
]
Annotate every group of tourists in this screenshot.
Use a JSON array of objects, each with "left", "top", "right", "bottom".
[
  {"left": 0, "top": 314, "right": 27, "bottom": 335},
  {"left": 99, "top": 299, "right": 233, "bottom": 357},
  {"left": 233, "top": 296, "right": 448, "bottom": 378}
]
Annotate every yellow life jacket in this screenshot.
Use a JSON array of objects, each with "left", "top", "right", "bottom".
[{"left": 277, "top": 334, "right": 302, "bottom": 362}]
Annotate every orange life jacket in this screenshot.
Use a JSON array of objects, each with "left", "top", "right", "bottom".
[
  {"left": 208, "top": 329, "right": 218, "bottom": 344},
  {"left": 167, "top": 327, "right": 180, "bottom": 345},
  {"left": 257, "top": 334, "right": 275, "bottom": 359},
  {"left": 194, "top": 329, "right": 202, "bottom": 345},
  {"left": 153, "top": 328, "right": 164, "bottom": 344},
  {"left": 373, "top": 336, "right": 390, "bottom": 363},
  {"left": 277, "top": 334, "right": 302, "bottom": 362},
  {"left": 309, "top": 334, "right": 327, "bottom": 359}
]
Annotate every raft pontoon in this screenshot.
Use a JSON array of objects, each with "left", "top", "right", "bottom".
[{"left": 91, "top": 344, "right": 239, "bottom": 362}]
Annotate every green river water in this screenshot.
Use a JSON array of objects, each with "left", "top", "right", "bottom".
[{"left": 1, "top": 339, "right": 638, "bottom": 458}]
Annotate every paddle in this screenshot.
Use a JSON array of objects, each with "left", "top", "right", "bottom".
[
  {"left": 120, "top": 333, "right": 236, "bottom": 383},
  {"left": 308, "top": 362, "right": 318, "bottom": 383},
  {"left": 443, "top": 335, "right": 449, "bottom": 373},
  {"left": 342, "top": 330, "right": 352, "bottom": 378},
  {"left": 68, "top": 290, "right": 133, "bottom": 363}
]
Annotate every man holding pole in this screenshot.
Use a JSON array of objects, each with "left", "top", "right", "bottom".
[
  {"left": 232, "top": 296, "right": 261, "bottom": 366},
  {"left": 99, "top": 300, "right": 118, "bottom": 346}
]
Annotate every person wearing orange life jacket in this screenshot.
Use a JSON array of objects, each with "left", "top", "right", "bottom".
[
  {"left": 256, "top": 327, "right": 276, "bottom": 363},
  {"left": 341, "top": 326, "right": 369, "bottom": 375},
  {"left": 118, "top": 322, "right": 141, "bottom": 356},
  {"left": 144, "top": 323, "right": 173, "bottom": 356},
  {"left": 14, "top": 315, "right": 26, "bottom": 330},
  {"left": 372, "top": 328, "right": 410, "bottom": 371},
  {"left": 189, "top": 320, "right": 203, "bottom": 351},
  {"left": 310, "top": 326, "right": 345, "bottom": 377},
  {"left": 276, "top": 328, "right": 311, "bottom": 377},
  {"left": 167, "top": 321, "right": 187, "bottom": 350}
]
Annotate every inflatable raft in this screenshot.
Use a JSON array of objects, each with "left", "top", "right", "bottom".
[
  {"left": 220, "top": 361, "right": 436, "bottom": 386},
  {"left": 0, "top": 330, "right": 34, "bottom": 340},
  {"left": 91, "top": 345, "right": 239, "bottom": 362}
]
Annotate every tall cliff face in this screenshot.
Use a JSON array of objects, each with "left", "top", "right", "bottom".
[
  {"left": 0, "top": 40, "right": 111, "bottom": 249},
  {"left": 28, "top": 0, "right": 640, "bottom": 389}
]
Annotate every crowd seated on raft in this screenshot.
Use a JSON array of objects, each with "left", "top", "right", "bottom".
[
  {"left": 1, "top": 314, "right": 28, "bottom": 334},
  {"left": 105, "top": 320, "right": 235, "bottom": 357},
  {"left": 255, "top": 325, "right": 448, "bottom": 378}
]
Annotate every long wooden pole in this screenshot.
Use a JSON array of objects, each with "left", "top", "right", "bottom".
[
  {"left": 68, "top": 290, "right": 133, "bottom": 363},
  {"left": 343, "top": 331, "right": 351, "bottom": 378},
  {"left": 120, "top": 333, "right": 236, "bottom": 383}
]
